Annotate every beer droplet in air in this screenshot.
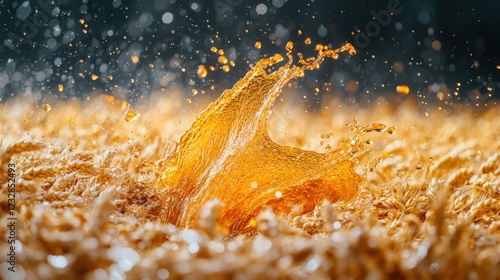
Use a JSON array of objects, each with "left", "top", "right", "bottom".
[
  {"left": 218, "top": 55, "right": 228, "bottom": 65},
  {"left": 222, "top": 65, "right": 230, "bottom": 72},
  {"left": 197, "top": 65, "right": 208, "bottom": 78},
  {"left": 58, "top": 84, "right": 64, "bottom": 92},
  {"left": 91, "top": 74, "right": 99, "bottom": 81},
  {"left": 304, "top": 38, "right": 312, "bottom": 45},
  {"left": 44, "top": 104, "right": 51, "bottom": 112},
  {"left": 285, "top": 41, "right": 294, "bottom": 52},
  {"left": 396, "top": 85, "right": 410, "bottom": 95},
  {"left": 210, "top": 46, "right": 218, "bottom": 53},
  {"left": 363, "top": 123, "right": 387, "bottom": 133},
  {"left": 255, "top": 41, "right": 262, "bottom": 49},
  {"left": 131, "top": 55, "right": 139, "bottom": 64},
  {"left": 125, "top": 108, "right": 140, "bottom": 122},
  {"left": 387, "top": 126, "right": 396, "bottom": 134}
]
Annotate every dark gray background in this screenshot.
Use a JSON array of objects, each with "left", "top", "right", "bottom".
[{"left": 1, "top": 0, "right": 499, "bottom": 106}]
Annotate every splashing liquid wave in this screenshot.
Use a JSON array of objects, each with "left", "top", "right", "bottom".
[{"left": 159, "top": 43, "right": 361, "bottom": 234}]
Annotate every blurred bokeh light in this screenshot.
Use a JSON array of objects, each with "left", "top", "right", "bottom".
[{"left": 0, "top": 0, "right": 498, "bottom": 106}]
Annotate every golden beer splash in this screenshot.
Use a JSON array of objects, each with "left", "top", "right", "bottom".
[{"left": 158, "top": 42, "right": 361, "bottom": 233}]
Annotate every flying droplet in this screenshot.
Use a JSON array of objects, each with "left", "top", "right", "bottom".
[
  {"left": 396, "top": 85, "right": 410, "bottom": 95},
  {"left": 91, "top": 74, "right": 98, "bottom": 81},
  {"left": 125, "top": 107, "right": 140, "bottom": 122},
  {"left": 320, "top": 132, "right": 333, "bottom": 139},
  {"left": 44, "top": 104, "right": 51, "bottom": 112},
  {"left": 387, "top": 126, "right": 396, "bottom": 134},
  {"left": 58, "top": 84, "right": 64, "bottom": 92},
  {"left": 363, "top": 123, "right": 387, "bottom": 133},
  {"left": 255, "top": 41, "right": 262, "bottom": 49},
  {"left": 304, "top": 38, "right": 312, "bottom": 45},
  {"left": 218, "top": 55, "right": 228, "bottom": 65}
]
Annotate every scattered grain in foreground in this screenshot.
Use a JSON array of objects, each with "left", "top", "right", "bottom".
[{"left": 1, "top": 93, "right": 499, "bottom": 279}]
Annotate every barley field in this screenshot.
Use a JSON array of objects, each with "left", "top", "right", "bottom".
[{"left": 1, "top": 92, "right": 499, "bottom": 279}]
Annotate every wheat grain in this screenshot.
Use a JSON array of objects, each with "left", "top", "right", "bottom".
[
  {"left": 481, "top": 152, "right": 499, "bottom": 174},
  {"left": 1, "top": 96, "right": 499, "bottom": 279}
]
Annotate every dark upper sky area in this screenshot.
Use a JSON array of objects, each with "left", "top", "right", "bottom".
[{"left": 0, "top": 0, "right": 499, "bottom": 106}]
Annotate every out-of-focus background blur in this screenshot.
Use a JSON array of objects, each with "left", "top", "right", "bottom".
[{"left": 1, "top": 0, "right": 499, "bottom": 106}]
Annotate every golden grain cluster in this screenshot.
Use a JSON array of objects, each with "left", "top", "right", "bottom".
[{"left": 1, "top": 92, "right": 499, "bottom": 279}]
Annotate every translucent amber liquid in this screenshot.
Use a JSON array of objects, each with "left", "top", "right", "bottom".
[{"left": 158, "top": 43, "right": 363, "bottom": 234}]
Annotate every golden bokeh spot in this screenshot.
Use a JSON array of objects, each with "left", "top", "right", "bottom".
[{"left": 396, "top": 85, "right": 410, "bottom": 95}]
